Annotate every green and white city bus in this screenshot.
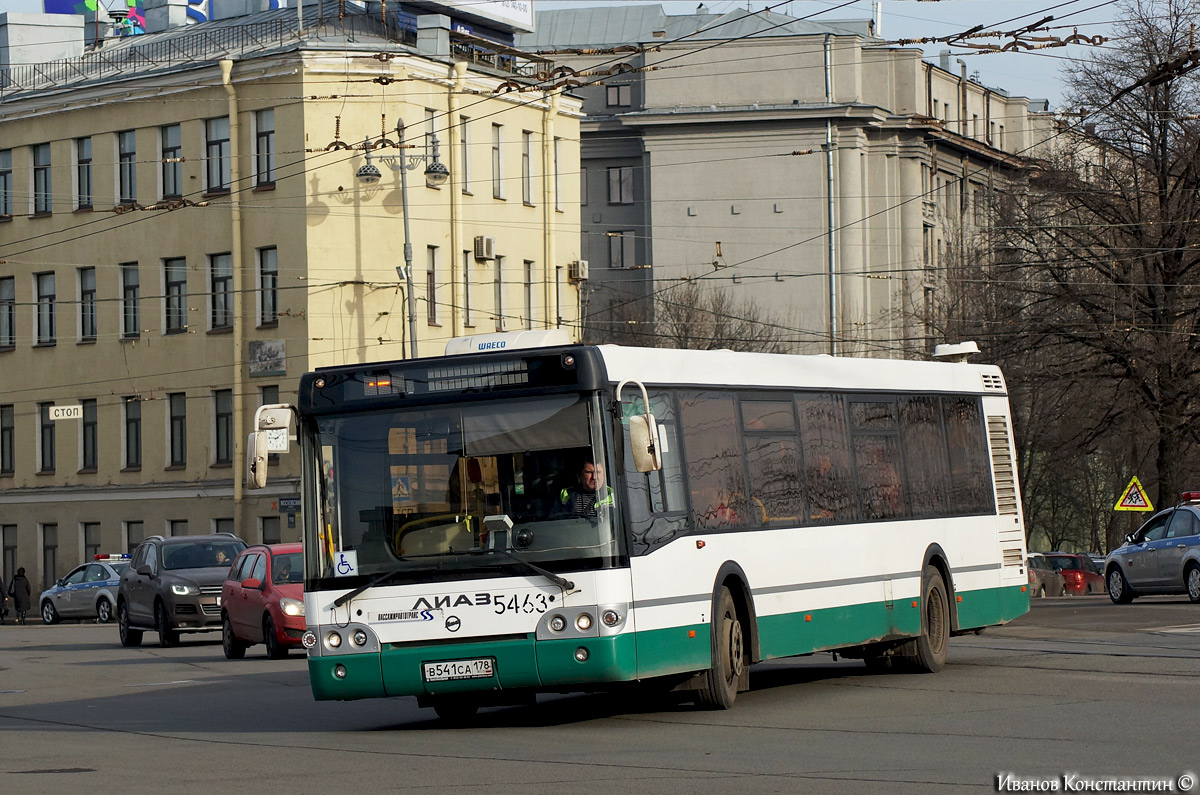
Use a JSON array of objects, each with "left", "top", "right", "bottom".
[{"left": 248, "top": 331, "right": 1029, "bottom": 719}]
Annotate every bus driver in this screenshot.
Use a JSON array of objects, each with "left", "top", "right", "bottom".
[{"left": 559, "top": 460, "right": 615, "bottom": 519}]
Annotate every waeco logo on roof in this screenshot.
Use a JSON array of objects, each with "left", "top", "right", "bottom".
[{"left": 476, "top": 341, "right": 507, "bottom": 351}]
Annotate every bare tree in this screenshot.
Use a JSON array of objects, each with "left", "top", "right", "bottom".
[
  {"left": 982, "top": 0, "right": 1200, "bottom": 547},
  {"left": 586, "top": 280, "right": 799, "bottom": 353}
]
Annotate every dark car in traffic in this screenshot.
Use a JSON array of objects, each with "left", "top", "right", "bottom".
[
  {"left": 221, "top": 543, "right": 305, "bottom": 659},
  {"left": 1105, "top": 493, "right": 1200, "bottom": 604},
  {"left": 117, "top": 533, "right": 247, "bottom": 647}
]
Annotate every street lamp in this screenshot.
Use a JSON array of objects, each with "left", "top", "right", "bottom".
[{"left": 355, "top": 120, "right": 450, "bottom": 360}]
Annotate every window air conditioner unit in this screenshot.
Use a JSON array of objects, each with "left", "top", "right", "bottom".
[
  {"left": 473, "top": 235, "right": 496, "bottom": 262},
  {"left": 568, "top": 260, "right": 589, "bottom": 282}
]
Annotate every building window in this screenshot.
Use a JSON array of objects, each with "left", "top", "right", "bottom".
[
  {"left": 491, "top": 124, "right": 503, "bottom": 199},
  {"left": 161, "top": 124, "right": 182, "bottom": 199},
  {"left": 210, "top": 253, "right": 232, "bottom": 330},
  {"left": 121, "top": 263, "right": 140, "bottom": 338},
  {"left": 38, "top": 402, "right": 55, "bottom": 473},
  {"left": 169, "top": 392, "right": 186, "bottom": 467},
  {"left": 255, "top": 108, "right": 275, "bottom": 186},
  {"left": 459, "top": 116, "right": 471, "bottom": 194},
  {"left": 524, "top": 260, "right": 534, "bottom": 330},
  {"left": 35, "top": 272, "right": 56, "bottom": 345},
  {"left": 118, "top": 130, "right": 137, "bottom": 204},
  {"left": 606, "top": 84, "right": 631, "bottom": 107},
  {"left": 522, "top": 131, "right": 533, "bottom": 205},
  {"left": 164, "top": 257, "right": 187, "bottom": 333},
  {"left": 463, "top": 251, "right": 473, "bottom": 327},
  {"left": 124, "top": 397, "right": 141, "bottom": 470},
  {"left": 215, "top": 518, "right": 234, "bottom": 536},
  {"left": 972, "top": 114, "right": 979, "bottom": 138},
  {"left": 999, "top": 124, "right": 1005, "bottom": 149},
  {"left": 580, "top": 167, "right": 588, "bottom": 206},
  {"left": 76, "top": 137, "right": 92, "bottom": 210},
  {"left": 214, "top": 389, "right": 232, "bottom": 465},
  {"left": 554, "top": 137, "right": 563, "bottom": 212},
  {"left": 81, "top": 398, "right": 97, "bottom": 471},
  {"left": 0, "top": 404, "right": 13, "bottom": 474},
  {"left": 169, "top": 520, "right": 187, "bottom": 537},
  {"left": 424, "top": 108, "right": 437, "bottom": 162},
  {"left": 206, "top": 117, "right": 231, "bottom": 192},
  {"left": 494, "top": 255, "right": 505, "bottom": 332},
  {"left": 609, "top": 231, "right": 635, "bottom": 268},
  {"left": 41, "top": 523, "right": 58, "bottom": 590},
  {"left": 33, "top": 143, "right": 52, "bottom": 214},
  {"left": 84, "top": 522, "right": 101, "bottom": 559},
  {"left": 0, "top": 149, "right": 11, "bottom": 216},
  {"left": 125, "top": 521, "right": 143, "bottom": 555},
  {"left": 426, "top": 246, "right": 438, "bottom": 324},
  {"left": 608, "top": 166, "right": 634, "bottom": 204},
  {"left": 79, "top": 267, "right": 96, "bottom": 341},
  {"left": 3, "top": 526, "right": 17, "bottom": 585},
  {"left": 0, "top": 276, "right": 14, "bottom": 347},
  {"left": 262, "top": 516, "right": 281, "bottom": 544},
  {"left": 258, "top": 247, "right": 277, "bottom": 326}
]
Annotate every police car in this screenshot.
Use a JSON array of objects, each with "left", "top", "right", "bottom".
[{"left": 39, "top": 554, "right": 131, "bottom": 624}]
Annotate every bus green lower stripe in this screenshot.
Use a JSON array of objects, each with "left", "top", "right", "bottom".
[{"left": 308, "top": 585, "right": 1027, "bottom": 700}]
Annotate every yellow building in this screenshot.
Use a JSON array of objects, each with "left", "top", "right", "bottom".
[{"left": 0, "top": 4, "right": 583, "bottom": 592}]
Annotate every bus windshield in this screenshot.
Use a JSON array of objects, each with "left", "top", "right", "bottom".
[{"left": 306, "top": 393, "right": 621, "bottom": 584}]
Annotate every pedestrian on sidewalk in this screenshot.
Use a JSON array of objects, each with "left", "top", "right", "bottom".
[{"left": 8, "top": 567, "right": 32, "bottom": 625}]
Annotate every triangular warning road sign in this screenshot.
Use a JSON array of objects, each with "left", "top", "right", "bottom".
[{"left": 1114, "top": 476, "right": 1155, "bottom": 512}]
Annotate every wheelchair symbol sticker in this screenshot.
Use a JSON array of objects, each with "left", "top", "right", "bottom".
[{"left": 334, "top": 550, "right": 358, "bottom": 577}]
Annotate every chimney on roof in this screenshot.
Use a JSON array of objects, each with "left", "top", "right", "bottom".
[
  {"left": 417, "top": 13, "right": 451, "bottom": 58},
  {"left": 0, "top": 12, "right": 85, "bottom": 69},
  {"left": 939, "top": 49, "right": 950, "bottom": 72},
  {"left": 696, "top": 3, "right": 707, "bottom": 13},
  {"left": 144, "top": 0, "right": 189, "bottom": 33}
]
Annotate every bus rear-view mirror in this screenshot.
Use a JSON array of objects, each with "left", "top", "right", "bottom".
[
  {"left": 245, "top": 431, "right": 269, "bottom": 490},
  {"left": 629, "top": 414, "right": 662, "bottom": 473}
]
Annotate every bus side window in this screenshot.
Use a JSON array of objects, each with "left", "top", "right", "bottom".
[
  {"left": 624, "top": 392, "right": 687, "bottom": 554},
  {"left": 679, "top": 391, "right": 748, "bottom": 532}
]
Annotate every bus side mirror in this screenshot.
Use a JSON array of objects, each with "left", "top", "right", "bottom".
[
  {"left": 245, "top": 431, "right": 269, "bottom": 490},
  {"left": 629, "top": 414, "right": 662, "bottom": 473}
]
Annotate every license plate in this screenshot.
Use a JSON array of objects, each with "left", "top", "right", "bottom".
[{"left": 422, "top": 658, "right": 495, "bottom": 682}]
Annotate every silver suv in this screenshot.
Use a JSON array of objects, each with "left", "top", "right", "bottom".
[
  {"left": 1105, "top": 496, "right": 1200, "bottom": 604},
  {"left": 117, "top": 534, "right": 246, "bottom": 647}
]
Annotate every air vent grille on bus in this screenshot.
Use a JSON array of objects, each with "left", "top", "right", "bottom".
[
  {"left": 981, "top": 373, "right": 1005, "bottom": 391},
  {"left": 987, "top": 416, "right": 1019, "bottom": 515},
  {"left": 1002, "top": 548, "right": 1024, "bottom": 567}
]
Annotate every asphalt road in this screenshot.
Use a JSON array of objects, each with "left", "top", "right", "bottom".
[{"left": 1, "top": 595, "right": 1198, "bottom": 794}]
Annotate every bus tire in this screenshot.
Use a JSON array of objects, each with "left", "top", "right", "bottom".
[
  {"left": 695, "top": 586, "right": 745, "bottom": 709},
  {"left": 901, "top": 565, "right": 949, "bottom": 674}
]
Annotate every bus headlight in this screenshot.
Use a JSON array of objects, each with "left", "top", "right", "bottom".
[
  {"left": 280, "top": 598, "right": 305, "bottom": 617},
  {"left": 325, "top": 631, "right": 342, "bottom": 649},
  {"left": 575, "top": 613, "right": 593, "bottom": 631}
]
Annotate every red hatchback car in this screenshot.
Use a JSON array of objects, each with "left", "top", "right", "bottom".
[
  {"left": 221, "top": 543, "right": 305, "bottom": 659},
  {"left": 1044, "top": 552, "right": 1106, "bottom": 595}
]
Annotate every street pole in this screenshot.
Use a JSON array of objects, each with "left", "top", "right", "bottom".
[{"left": 398, "top": 121, "right": 419, "bottom": 360}]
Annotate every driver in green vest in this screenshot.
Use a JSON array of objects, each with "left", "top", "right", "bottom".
[{"left": 560, "top": 460, "right": 615, "bottom": 519}]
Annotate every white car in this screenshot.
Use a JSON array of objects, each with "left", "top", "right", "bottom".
[{"left": 40, "top": 555, "right": 130, "bottom": 624}]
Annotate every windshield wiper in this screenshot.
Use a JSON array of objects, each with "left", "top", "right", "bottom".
[
  {"left": 332, "top": 568, "right": 406, "bottom": 609},
  {"left": 470, "top": 547, "right": 575, "bottom": 592}
]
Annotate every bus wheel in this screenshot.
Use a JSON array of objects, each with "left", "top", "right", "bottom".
[
  {"left": 696, "top": 586, "right": 744, "bottom": 709},
  {"left": 902, "top": 566, "right": 949, "bottom": 674},
  {"left": 431, "top": 696, "right": 479, "bottom": 724}
]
